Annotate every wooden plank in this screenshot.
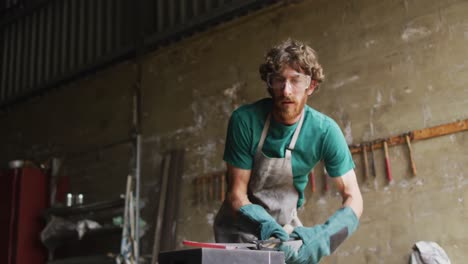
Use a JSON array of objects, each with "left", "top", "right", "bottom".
[
  {"left": 349, "top": 119, "right": 468, "bottom": 154},
  {"left": 151, "top": 154, "right": 171, "bottom": 264},
  {"left": 413, "top": 119, "right": 468, "bottom": 140}
]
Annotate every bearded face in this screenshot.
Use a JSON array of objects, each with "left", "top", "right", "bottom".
[
  {"left": 271, "top": 91, "right": 308, "bottom": 123},
  {"left": 268, "top": 65, "right": 314, "bottom": 125}
]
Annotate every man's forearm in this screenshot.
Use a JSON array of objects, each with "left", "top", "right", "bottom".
[
  {"left": 341, "top": 188, "right": 363, "bottom": 218},
  {"left": 227, "top": 191, "right": 251, "bottom": 211},
  {"left": 225, "top": 163, "right": 252, "bottom": 211},
  {"left": 334, "top": 169, "right": 363, "bottom": 218}
]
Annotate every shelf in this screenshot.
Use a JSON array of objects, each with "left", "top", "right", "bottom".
[
  {"left": 43, "top": 198, "right": 124, "bottom": 218},
  {"left": 47, "top": 255, "right": 116, "bottom": 264},
  {"left": 42, "top": 198, "right": 125, "bottom": 261}
]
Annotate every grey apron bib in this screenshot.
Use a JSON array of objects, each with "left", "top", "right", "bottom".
[{"left": 214, "top": 112, "right": 304, "bottom": 243}]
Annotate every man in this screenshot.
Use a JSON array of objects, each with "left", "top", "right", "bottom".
[{"left": 213, "top": 39, "right": 363, "bottom": 264}]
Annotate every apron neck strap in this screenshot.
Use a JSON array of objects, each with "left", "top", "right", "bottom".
[
  {"left": 257, "top": 114, "right": 271, "bottom": 153},
  {"left": 257, "top": 110, "right": 306, "bottom": 154},
  {"left": 287, "top": 109, "right": 305, "bottom": 151}
]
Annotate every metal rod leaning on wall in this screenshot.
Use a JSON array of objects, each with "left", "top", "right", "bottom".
[{"left": 132, "top": 0, "right": 149, "bottom": 261}]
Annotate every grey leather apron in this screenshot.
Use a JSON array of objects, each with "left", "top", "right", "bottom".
[{"left": 214, "top": 112, "right": 304, "bottom": 243}]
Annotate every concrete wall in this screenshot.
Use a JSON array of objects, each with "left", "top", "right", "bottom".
[{"left": 1, "top": 0, "right": 467, "bottom": 262}]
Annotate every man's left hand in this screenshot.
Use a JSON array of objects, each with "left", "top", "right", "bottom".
[{"left": 279, "top": 207, "right": 359, "bottom": 264}]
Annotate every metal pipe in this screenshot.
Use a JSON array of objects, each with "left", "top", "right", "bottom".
[{"left": 135, "top": 133, "right": 141, "bottom": 262}]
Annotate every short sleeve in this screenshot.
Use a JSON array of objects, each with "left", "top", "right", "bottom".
[
  {"left": 321, "top": 119, "right": 355, "bottom": 177},
  {"left": 223, "top": 111, "right": 254, "bottom": 169}
]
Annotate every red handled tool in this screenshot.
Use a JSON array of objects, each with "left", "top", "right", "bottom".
[
  {"left": 323, "top": 167, "right": 329, "bottom": 192},
  {"left": 309, "top": 170, "right": 316, "bottom": 193}
]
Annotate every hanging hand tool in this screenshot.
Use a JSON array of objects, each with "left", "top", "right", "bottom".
[
  {"left": 204, "top": 176, "right": 208, "bottom": 201},
  {"left": 383, "top": 140, "right": 393, "bottom": 183},
  {"left": 405, "top": 133, "right": 417, "bottom": 176},
  {"left": 362, "top": 144, "right": 369, "bottom": 181},
  {"left": 200, "top": 176, "right": 208, "bottom": 203},
  {"left": 308, "top": 170, "right": 316, "bottom": 193},
  {"left": 323, "top": 167, "right": 329, "bottom": 192},
  {"left": 370, "top": 142, "right": 377, "bottom": 177},
  {"left": 195, "top": 178, "right": 201, "bottom": 205},
  {"left": 209, "top": 175, "right": 214, "bottom": 201},
  {"left": 220, "top": 173, "right": 225, "bottom": 202}
]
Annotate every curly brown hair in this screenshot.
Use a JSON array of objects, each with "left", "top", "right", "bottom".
[{"left": 259, "top": 39, "right": 325, "bottom": 87}]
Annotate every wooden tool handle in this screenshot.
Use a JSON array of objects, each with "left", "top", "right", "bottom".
[
  {"left": 309, "top": 171, "right": 316, "bottom": 193},
  {"left": 221, "top": 174, "right": 225, "bottom": 202},
  {"left": 370, "top": 145, "right": 377, "bottom": 177},
  {"left": 195, "top": 178, "right": 200, "bottom": 205},
  {"left": 323, "top": 168, "right": 329, "bottom": 192},
  {"left": 362, "top": 145, "right": 369, "bottom": 180},
  {"left": 405, "top": 134, "right": 417, "bottom": 176},
  {"left": 383, "top": 141, "right": 393, "bottom": 183},
  {"left": 209, "top": 175, "right": 214, "bottom": 200},
  {"left": 202, "top": 177, "right": 207, "bottom": 202}
]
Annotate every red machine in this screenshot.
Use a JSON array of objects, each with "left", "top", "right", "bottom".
[{"left": 0, "top": 167, "right": 48, "bottom": 264}]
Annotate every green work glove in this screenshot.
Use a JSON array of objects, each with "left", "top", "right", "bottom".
[
  {"left": 279, "top": 207, "right": 359, "bottom": 264},
  {"left": 239, "top": 204, "right": 289, "bottom": 241}
]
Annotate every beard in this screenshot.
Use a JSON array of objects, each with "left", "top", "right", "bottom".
[{"left": 272, "top": 94, "right": 307, "bottom": 124}]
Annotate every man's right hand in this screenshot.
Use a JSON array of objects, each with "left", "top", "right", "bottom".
[
  {"left": 279, "top": 225, "right": 327, "bottom": 264},
  {"left": 239, "top": 204, "right": 289, "bottom": 241}
]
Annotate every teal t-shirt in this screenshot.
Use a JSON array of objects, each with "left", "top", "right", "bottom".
[{"left": 223, "top": 98, "right": 355, "bottom": 207}]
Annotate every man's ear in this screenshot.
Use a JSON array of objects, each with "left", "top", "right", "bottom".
[{"left": 307, "top": 80, "right": 317, "bottom": 95}]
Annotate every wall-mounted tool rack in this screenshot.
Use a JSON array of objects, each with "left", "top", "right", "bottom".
[
  {"left": 349, "top": 119, "right": 468, "bottom": 154},
  {"left": 193, "top": 172, "right": 226, "bottom": 205},
  {"left": 348, "top": 119, "right": 468, "bottom": 182}
]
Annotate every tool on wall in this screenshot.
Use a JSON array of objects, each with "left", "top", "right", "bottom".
[
  {"left": 369, "top": 143, "right": 377, "bottom": 177},
  {"left": 220, "top": 174, "right": 225, "bottom": 202},
  {"left": 203, "top": 176, "right": 208, "bottom": 202},
  {"left": 196, "top": 177, "right": 202, "bottom": 203},
  {"left": 323, "top": 167, "right": 329, "bottom": 192},
  {"left": 308, "top": 170, "right": 316, "bottom": 193},
  {"left": 382, "top": 140, "right": 393, "bottom": 183},
  {"left": 362, "top": 144, "right": 369, "bottom": 181},
  {"left": 405, "top": 133, "right": 417, "bottom": 176},
  {"left": 208, "top": 175, "right": 213, "bottom": 201}
]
